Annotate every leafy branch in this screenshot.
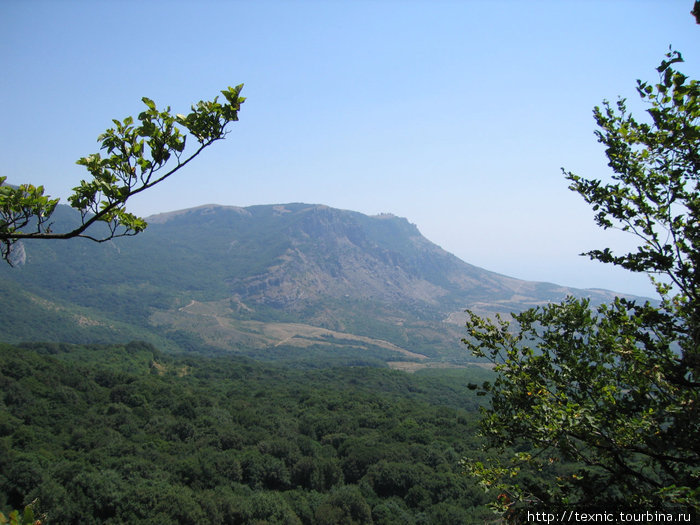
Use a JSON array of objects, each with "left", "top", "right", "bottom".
[{"left": 0, "top": 85, "right": 245, "bottom": 264}]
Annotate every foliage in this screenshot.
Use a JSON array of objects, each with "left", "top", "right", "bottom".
[
  {"left": 0, "top": 85, "right": 245, "bottom": 264},
  {"left": 0, "top": 499, "right": 43, "bottom": 525},
  {"left": 0, "top": 341, "right": 493, "bottom": 523},
  {"left": 463, "top": 50, "right": 699, "bottom": 518}
]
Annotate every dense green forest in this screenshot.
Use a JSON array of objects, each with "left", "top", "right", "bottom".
[{"left": 0, "top": 341, "right": 503, "bottom": 524}]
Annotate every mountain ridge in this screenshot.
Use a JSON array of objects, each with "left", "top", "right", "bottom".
[{"left": 1, "top": 202, "right": 643, "bottom": 367}]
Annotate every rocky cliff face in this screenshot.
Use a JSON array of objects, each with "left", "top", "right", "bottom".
[
  {"left": 225, "top": 206, "right": 450, "bottom": 310},
  {"left": 7, "top": 241, "right": 26, "bottom": 266}
]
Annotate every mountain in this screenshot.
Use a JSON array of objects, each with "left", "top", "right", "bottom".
[{"left": 0, "top": 203, "right": 634, "bottom": 368}]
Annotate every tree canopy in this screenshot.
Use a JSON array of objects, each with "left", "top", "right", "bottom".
[
  {"left": 463, "top": 49, "right": 699, "bottom": 519},
  {"left": 0, "top": 341, "right": 493, "bottom": 524},
  {"left": 0, "top": 85, "right": 245, "bottom": 264}
]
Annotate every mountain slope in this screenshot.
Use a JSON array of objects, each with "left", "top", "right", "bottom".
[{"left": 0, "top": 203, "right": 633, "bottom": 366}]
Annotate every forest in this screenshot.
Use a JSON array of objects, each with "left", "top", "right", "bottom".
[{"left": 0, "top": 340, "right": 513, "bottom": 524}]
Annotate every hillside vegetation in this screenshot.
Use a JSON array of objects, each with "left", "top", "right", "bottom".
[
  {"left": 0, "top": 203, "right": 632, "bottom": 368},
  {"left": 0, "top": 341, "right": 508, "bottom": 524}
]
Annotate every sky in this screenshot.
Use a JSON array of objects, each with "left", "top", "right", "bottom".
[{"left": 1, "top": 0, "right": 698, "bottom": 297}]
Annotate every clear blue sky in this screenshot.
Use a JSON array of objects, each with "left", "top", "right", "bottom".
[{"left": 1, "top": 0, "right": 698, "bottom": 297}]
